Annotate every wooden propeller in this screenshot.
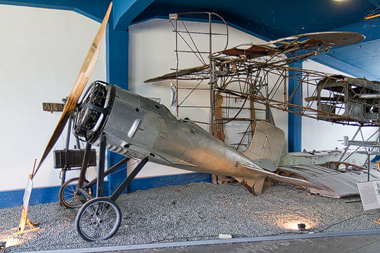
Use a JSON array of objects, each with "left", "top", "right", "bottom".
[{"left": 32, "top": 2, "right": 113, "bottom": 178}]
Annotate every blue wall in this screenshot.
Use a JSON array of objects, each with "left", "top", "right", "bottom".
[
  {"left": 0, "top": 173, "right": 211, "bottom": 209},
  {"left": 288, "top": 62, "right": 303, "bottom": 152}
]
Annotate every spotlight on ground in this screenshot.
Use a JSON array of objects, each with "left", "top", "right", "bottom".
[
  {"left": 0, "top": 241, "right": 6, "bottom": 252},
  {"left": 298, "top": 222, "right": 306, "bottom": 231}
]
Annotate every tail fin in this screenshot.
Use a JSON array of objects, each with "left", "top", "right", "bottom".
[{"left": 243, "top": 121, "right": 285, "bottom": 172}]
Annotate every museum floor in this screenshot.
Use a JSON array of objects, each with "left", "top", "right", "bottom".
[
  {"left": 121, "top": 233, "right": 380, "bottom": 253},
  {"left": 2, "top": 181, "right": 380, "bottom": 252}
]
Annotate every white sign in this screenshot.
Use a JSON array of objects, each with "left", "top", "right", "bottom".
[
  {"left": 22, "top": 178, "right": 33, "bottom": 211},
  {"left": 357, "top": 181, "right": 380, "bottom": 211}
]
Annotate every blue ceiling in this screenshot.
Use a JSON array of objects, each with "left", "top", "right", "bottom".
[
  {"left": 133, "top": 0, "right": 375, "bottom": 39},
  {"left": 128, "top": 0, "right": 380, "bottom": 80},
  {"left": 2, "top": 0, "right": 380, "bottom": 80}
]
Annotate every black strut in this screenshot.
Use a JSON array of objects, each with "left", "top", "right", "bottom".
[
  {"left": 96, "top": 134, "right": 106, "bottom": 197},
  {"left": 110, "top": 157, "right": 149, "bottom": 201}
]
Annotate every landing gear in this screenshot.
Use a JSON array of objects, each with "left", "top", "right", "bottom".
[
  {"left": 75, "top": 197, "right": 121, "bottom": 241},
  {"left": 70, "top": 134, "right": 149, "bottom": 241},
  {"left": 59, "top": 177, "right": 93, "bottom": 209}
]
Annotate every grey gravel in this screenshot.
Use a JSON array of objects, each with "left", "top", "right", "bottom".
[{"left": 1, "top": 181, "right": 380, "bottom": 252}]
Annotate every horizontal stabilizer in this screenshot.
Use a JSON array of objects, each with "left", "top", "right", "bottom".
[{"left": 241, "top": 164, "right": 324, "bottom": 190}]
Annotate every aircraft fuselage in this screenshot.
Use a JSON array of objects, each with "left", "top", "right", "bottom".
[{"left": 75, "top": 81, "right": 261, "bottom": 181}]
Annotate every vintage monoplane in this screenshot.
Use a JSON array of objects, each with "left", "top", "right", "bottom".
[{"left": 28, "top": 3, "right": 369, "bottom": 241}]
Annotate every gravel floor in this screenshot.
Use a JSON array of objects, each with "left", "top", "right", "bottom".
[{"left": 1, "top": 181, "right": 380, "bottom": 252}]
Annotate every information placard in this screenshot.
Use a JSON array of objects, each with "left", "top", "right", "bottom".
[
  {"left": 13, "top": 176, "right": 40, "bottom": 235},
  {"left": 358, "top": 181, "right": 380, "bottom": 211},
  {"left": 23, "top": 178, "right": 33, "bottom": 211}
]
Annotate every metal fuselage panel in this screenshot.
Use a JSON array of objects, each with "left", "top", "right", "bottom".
[{"left": 98, "top": 85, "right": 258, "bottom": 179}]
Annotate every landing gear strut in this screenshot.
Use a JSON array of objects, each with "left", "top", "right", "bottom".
[{"left": 73, "top": 134, "right": 149, "bottom": 241}]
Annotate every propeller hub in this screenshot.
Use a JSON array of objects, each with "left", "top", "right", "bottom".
[{"left": 74, "top": 81, "right": 115, "bottom": 143}]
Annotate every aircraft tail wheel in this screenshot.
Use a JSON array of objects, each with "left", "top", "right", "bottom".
[
  {"left": 75, "top": 197, "right": 121, "bottom": 241},
  {"left": 59, "top": 177, "right": 93, "bottom": 209}
]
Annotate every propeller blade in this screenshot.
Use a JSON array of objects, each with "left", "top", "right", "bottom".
[{"left": 32, "top": 2, "right": 113, "bottom": 178}]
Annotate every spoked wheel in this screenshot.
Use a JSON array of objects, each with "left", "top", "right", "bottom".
[
  {"left": 59, "top": 177, "right": 93, "bottom": 208},
  {"left": 75, "top": 197, "right": 121, "bottom": 241}
]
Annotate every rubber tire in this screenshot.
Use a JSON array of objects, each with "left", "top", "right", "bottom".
[
  {"left": 59, "top": 177, "right": 93, "bottom": 209},
  {"left": 75, "top": 197, "right": 122, "bottom": 241}
]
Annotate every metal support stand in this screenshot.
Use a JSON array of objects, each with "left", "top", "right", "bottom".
[
  {"left": 368, "top": 153, "right": 371, "bottom": 181},
  {"left": 357, "top": 151, "right": 380, "bottom": 182},
  {"left": 339, "top": 126, "right": 362, "bottom": 162},
  {"left": 110, "top": 157, "right": 149, "bottom": 201}
]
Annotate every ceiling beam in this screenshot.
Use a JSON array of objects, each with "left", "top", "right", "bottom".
[
  {"left": 310, "top": 54, "right": 379, "bottom": 80},
  {"left": 367, "top": 0, "right": 380, "bottom": 8},
  {"left": 113, "top": 0, "right": 154, "bottom": 31}
]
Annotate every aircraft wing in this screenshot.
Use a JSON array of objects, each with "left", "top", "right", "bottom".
[
  {"left": 216, "top": 31, "right": 365, "bottom": 58},
  {"left": 292, "top": 31, "right": 365, "bottom": 47},
  {"left": 145, "top": 32, "right": 364, "bottom": 84},
  {"left": 144, "top": 65, "right": 210, "bottom": 83},
  {"left": 219, "top": 44, "right": 279, "bottom": 58}
]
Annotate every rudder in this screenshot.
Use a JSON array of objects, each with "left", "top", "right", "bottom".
[{"left": 242, "top": 122, "right": 285, "bottom": 172}]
